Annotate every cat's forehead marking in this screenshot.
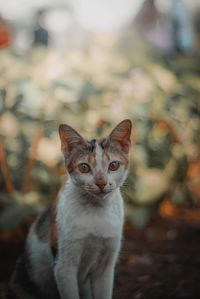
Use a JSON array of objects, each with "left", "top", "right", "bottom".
[
  {"left": 87, "top": 139, "right": 97, "bottom": 164},
  {"left": 87, "top": 139, "right": 96, "bottom": 152},
  {"left": 86, "top": 138, "right": 110, "bottom": 169},
  {"left": 102, "top": 149, "right": 110, "bottom": 161}
]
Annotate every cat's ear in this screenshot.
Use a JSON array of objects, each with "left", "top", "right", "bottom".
[
  {"left": 59, "top": 124, "right": 87, "bottom": 157},
  {"left": 108, "top": 119, "right": 132, "bottom": 153}
]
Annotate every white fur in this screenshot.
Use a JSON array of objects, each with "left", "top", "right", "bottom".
[
  {"left": 54, "top": 179, "right": 125, "bottom": 299},
  {"left": 25, "top": 177, "right": 125, "bottom": 299},
  {"left": 26, "top": 220, "right": 58, "bottom": 297},
  {"left": 57, "top": 179, "right": 124, "bottom": 240},
  {"left": 95, "top": 143, "right": 104, "bottom": 172}
]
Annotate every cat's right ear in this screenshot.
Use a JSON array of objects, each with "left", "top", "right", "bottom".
[{"left": 59, "top": 124, "right": 87, "bottom": 157}]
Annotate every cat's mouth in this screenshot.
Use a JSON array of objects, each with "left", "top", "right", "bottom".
[
  {"left": 95, "top": 189, "right": 112, "bottom": 195},
  {"left": 85, "top": 188, "right": 112, "bottom": 198}
]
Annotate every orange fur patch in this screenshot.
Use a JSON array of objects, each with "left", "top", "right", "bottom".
[
  {"left": 120, "top": 152, "right": 129, "bottom": 169},
  {"left": 88, "top": 151, "right": 97, "bottom": 165},
  {"left": 102, "top": 149, "right": 110, "bottom": 161}
]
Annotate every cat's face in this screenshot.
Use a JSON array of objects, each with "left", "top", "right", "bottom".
[{"left": 59, "top": 120, "right": 132, "bottom": 199}]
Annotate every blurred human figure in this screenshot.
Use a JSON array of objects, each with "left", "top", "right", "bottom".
[
  {"left": 135, "top": 0, "right": 158, "bottom": 32},
  {"left": 169, "top": 0, "right": 194, "bottom": 54},
  {"left": 134, "top": 0, "right": 171, "bottom": 52},
  {"left": 194, "top": 9, "right": 200, "bottom": 44},
  {"left": 33, "top": 9, "right": 49, "bottom": 47},
  {"left": 0, "top": 14, "right": 11, "bottom": 49}
]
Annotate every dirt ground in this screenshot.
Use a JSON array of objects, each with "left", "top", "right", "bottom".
[
  {"left": 114, "top": 216, "right": 200, "bottom": 299},
  {"left": 0, "top": 202, "right": 200, "bottom": 299}
]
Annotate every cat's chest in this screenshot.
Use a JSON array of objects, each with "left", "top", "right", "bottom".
[
  {"left": 58, "top": 200, "right": 123, "bottom": 239},
  {"left": 74, "top": 210, "right": 122, "bottom": 238}
]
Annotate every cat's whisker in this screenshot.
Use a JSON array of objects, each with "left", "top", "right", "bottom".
[
  {"left": 122, "top": 184, "right": 130, "bottom": 188},
  {"left": 121, "top": 181, "right": 131, "bottom": 187}
]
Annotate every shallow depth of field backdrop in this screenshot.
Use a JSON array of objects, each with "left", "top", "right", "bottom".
[{"left": 0, "top": 1, "right": 200, "bottom": 298}]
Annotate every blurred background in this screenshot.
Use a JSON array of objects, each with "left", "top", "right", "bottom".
[{"left": 0, "top": 0, "right": 200, "bottom": 298}]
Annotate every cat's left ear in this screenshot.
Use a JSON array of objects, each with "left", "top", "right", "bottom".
[
  {"left": 108, "top": 119, "right": 132, "bottom": 153},
  {"left": 59, "top": 124, "right": 87, "bottom": 157}
]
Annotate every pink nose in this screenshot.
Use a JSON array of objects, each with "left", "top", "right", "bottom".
[{"left": 95, "top": 179, "right": 106, "bottom": 191}]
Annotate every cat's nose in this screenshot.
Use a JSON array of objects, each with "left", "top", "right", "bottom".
[{"left": 95, "top": 179, "right": 106, "bottom": 191}]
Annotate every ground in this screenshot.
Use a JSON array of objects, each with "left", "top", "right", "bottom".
[
  {"left": 0, "top": 201, "right": 200, "bottom": 299},
  {"left": 114, "top": 216, "right": 200, "bottom": 299}
]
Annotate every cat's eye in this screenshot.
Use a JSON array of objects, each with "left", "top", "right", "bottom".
[
  {"left": 78, "top": 163, "right": 91, "bottom": 173},
  {"left": 109, "top": 161, "right": 120, "bottom": 171}
]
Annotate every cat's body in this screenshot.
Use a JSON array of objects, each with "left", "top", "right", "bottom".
[{"left": 9, "top": 120, "right": 132, "bottom": 299}]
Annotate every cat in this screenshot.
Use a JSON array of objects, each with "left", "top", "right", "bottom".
[{"left": 8, "top": 119, "right": 132, "bottom": 299}]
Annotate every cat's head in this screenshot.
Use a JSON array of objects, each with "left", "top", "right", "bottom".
[{"left": 59, "top": 119, "right": 132, "bottom": 199}]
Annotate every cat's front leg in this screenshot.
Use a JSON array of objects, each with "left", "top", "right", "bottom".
[
  {"left": 92, "top": 266, "right": 114, "bottom": 299},
  {"left": 80, "top": 278, "right": 93, "bottom": 299},
  {"left": 54, "top": 261, "right": 80, "bottom": 299}
]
